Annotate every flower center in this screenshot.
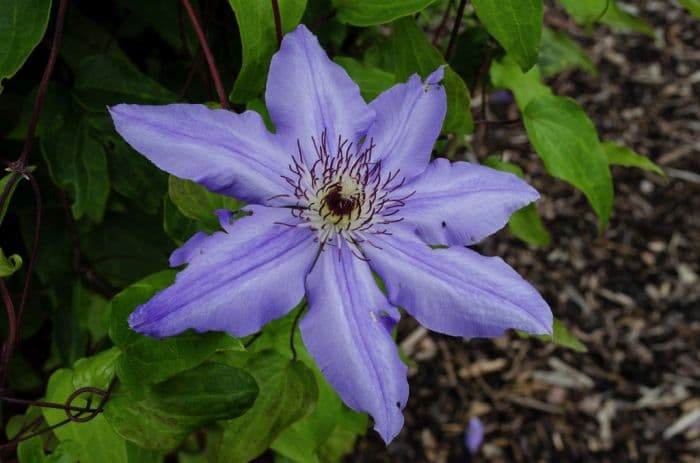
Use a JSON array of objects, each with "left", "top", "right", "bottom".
[{"left": 277, "top": 131, "right": 413, "bottom": 246}]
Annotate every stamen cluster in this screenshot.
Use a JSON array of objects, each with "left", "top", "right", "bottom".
[{"left": 280, "top": 131, "right": 412, "bottom": 246}]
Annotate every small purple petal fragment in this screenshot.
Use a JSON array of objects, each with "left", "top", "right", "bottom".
[
  {"left": 266, "top": 24, "right": 374, "bottom": 150},
  {"left": 129, "top": 206, "right": 317, "bottom": 338},
  {"left": 395, "top": 158, "right": 540, "bottom": 246},
  {"left": 366, "top": 67, "right": 446, "bottom": 180},
  {"left": 465, "top": 417, "right": 484, "bottom": 455},
  {"left": 301, "top": 242, "right": 408, "bottom": 444},
  {"left": 169, "top": 232, "right": 208, "bottom": 267},
  {"left": 361, "top": 227, "right": 553, "bottom": 338},
  {"left": 109, "top": 104, "right": 293, "bottom": 205}
]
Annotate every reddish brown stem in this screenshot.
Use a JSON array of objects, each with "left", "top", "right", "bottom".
[
  {"left": 271, "top": 0, "right": 283, "bottom": 46},
  {"left": 445, "top": 0, "right": 467, "bottom": 61},
  {"left": 181, "top": 0, "right": 230, "bottom": 109},
  {"left": 18, "top": 0, "right": 69, "bottom": 166}
]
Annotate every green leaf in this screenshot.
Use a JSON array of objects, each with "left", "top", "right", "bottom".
[
  {"left": 115, "top": 0, "right": 198, "bottom": 51},
  {"left": 60, "top": 8, "right": 131, "bottom": 70},
  {"left": 109, "top": 271, "right": 244, "bottom": 391},
  {"left": 472, "top": 0, "right": 543, "bottom": 71},
  {"left": 490, "top": 55, "right": 551, "bottom": 109},
  {"left": 0, "top": 0, "right": 52, "bottom": 92},
  {"left": 72, "top": 55, "right": 176, "bottom": 111},
  {"left": 392, "top": 17, "right": 472, "bottom": 134},
  {"left": 603, "top": 141, "right": 664, "bottom": 176},
  {"left": 40, "top": 120, "right": 110, "bottom": 222},
  {"left": 150, "top": 362, "right": 259, "bottom": 420},
  {"left": 105, "top": 135, "right": 168, "bottom": 215},
  {"left": 0, "top": 247, "right": 22, "bottom": 277},
  {"left": 217, "top": 350, "right": 318, "bottom": 463},
  {"left": 228, "top": 0, "right": 307, "bottom": 103},
  {"left": 334, "top": 57, "right": 395, "bottom": 102},
  {"left": 43, "top": 368, "right": 128, "bottom": 463},
  {"left": 0, "top": 170, "right": 27, "bottom": 226},
  {"left": 538, "top": 27, "right": 597, "bottom": 78},
  {"left": 523, "top": 95, "right": 613, "bottom": 229},
  {"left": 518, "top": 319, "right": 587, "bottom": 352},
  {"left": 678, "top": 0, "right": 700, "bottom": 19},
  {"left": 601, "top": 1, "right": 655, "bottom": 36},
  {"left": 558, "top": 0, "right": 609, "bottom": 24},
  {"left": 72, "top": 346, "right": 121, "bottom": 390},
  {"left": 80, "top": 209, "right": 172, "bottom": 287},
  {"left": 333, "top": 0, "right": 437, "bottom": 26},
  {"left": 482, "top": 156, "right": 551, "bottom": 246},
  {"left": 105, "top": 361, "right": 258, "bottom": 451},
  {"left": 559, "top": 0, "right": 654, "bottom": 35},
  {"left": 104, "top": 386, "right": 193, "bottom": 451},
  {"left": 71, "top": 282, "right": 110, "bottom": 345},
  {"left": 163, "top": 195, "right": 201, "bottom": 245},
  {"left": 168, "top": 176, "right": 244, "bottom": 232}
]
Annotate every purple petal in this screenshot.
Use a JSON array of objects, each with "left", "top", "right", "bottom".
[
  {"left": 366, "top": 67, "right": 446, "bottom": 180},
  {"left": 301, "top": 241, "right": 408, "bottom": 444},
  {"left": 109, "top": 104, "right": 293, "bottom": 205},
  {"left": 129, "top": 206, "right": 317, "bottom": 338},
  {"left": 266, "top": 25, "right": 374, "bottom": 150},
  {"left": 361, "top": 228, "right": 552, "bottom": 338},
  {"left": 395, "top": 158, "right": 539, "bottom": 245},
  {"left": 465, "top": 417, "right": 484, "bottom": 455}
]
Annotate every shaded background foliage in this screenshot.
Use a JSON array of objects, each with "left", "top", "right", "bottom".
[{"left": 0, "top": 0, "right": 696, "bottom": 461}]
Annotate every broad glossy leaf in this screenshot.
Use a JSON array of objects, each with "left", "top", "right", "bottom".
[
  {"left": 523, "top": 95, "right": 613, "bottom": 229},
  {"left": 482, "top": 156, "right": 551, "bottom": 246},
  {"left": 168, "top": 176, "right": 243, "bottom": 232},
  {"left": 150, "top": 362, "right": 258, "bottom": 419},
  {"left": 40, "top": 120, "right": 110, "bottom": 222},
  {"left": 334, "top": 57, "right": 395, "bottom": 102},
  {"left": 73, "top": 55, "right": 176, "bottom": 111},
  {"left": 333, "top": 0, "right": 437, "bottom": 26},
  {"left": 490, "top": 55, "right": 551, "bottom": 109},
  {"left": 518, "top": 319, "right": 587, "bottom": 352},
  {"left": 678, "top": 0, "right": 700, "bottom": 19},
  {"left": 472, "top": 0, "right": 543, "bottom": 71},
  {"left": 393, "top": 17, "right": 473, "bottom": 134},
  {"left": 217, "top": 350, "right": 318, "bottom": 463},
  {"left": 0, "top": 0, "right": 52, "bottom": 92},
  {"left": 603, "top": 141, "right": 664, "bottom": 175},
  {"left": 228, "top": 0, "right": 307, "bottom": 103},
  {"left": 109, "top": 271, "right": 244, "bottom": 391},
  {"left": 105, "top": 362, "right": 258, "bottom": 451},
  {"left": 539, "top": 27, "right": 596, "bottom": 78},
  {"left": 104, "top": 384, "right": 194, "bottom": 451},
  {"left": 0, "top": 247, "right": 22, "bottom": 277}
]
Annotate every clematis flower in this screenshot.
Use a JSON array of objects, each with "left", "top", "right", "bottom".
[{"left": 109, "top": 24, "right": 552, "bottom": 443}]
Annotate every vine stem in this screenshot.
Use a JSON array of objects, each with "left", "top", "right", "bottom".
[
  {"left": 445, "top": 0, "right": 467, "bottom": 61},
  {"left": 271, "top": 0, "right": 283, "bottom": 46},
  {"left": 181, "top": 0, "right": 230, "bottom": 109}
]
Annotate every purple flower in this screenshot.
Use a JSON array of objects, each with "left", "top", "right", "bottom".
[
  {"left": 465, "top": 417, "right": 484, "bottom": 455},
  {"left": 109, "top": 25, "right": 552, "bottom": 444}
]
